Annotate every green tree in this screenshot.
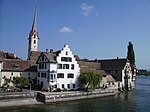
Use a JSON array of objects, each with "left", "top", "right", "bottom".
[
  {"left": 2, "top": 76, "right": 11, "bottom": 88},
  {"left": 79, "top": 71, "right": 102, "bottom": 90},
  {"left": 127, "top": 41, "right": 135, "bottom": 65},
  {"left": 12, "top": 77, "right": 30, "bottom": 87}
]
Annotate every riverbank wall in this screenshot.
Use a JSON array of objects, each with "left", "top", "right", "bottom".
[{"left": 0, "top": 89, "right": 118, "bottom": 107}]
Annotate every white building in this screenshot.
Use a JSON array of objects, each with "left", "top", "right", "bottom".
[
  {"left": 36, "top": 45, "right": 80, "bottom": 91},
  {"left": 56, "top": 44, "right": 80, "bottom": 90}
]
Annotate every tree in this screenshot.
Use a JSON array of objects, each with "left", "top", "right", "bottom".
[
  {"left": 127, "top": 41, "right": 135, "bottom": 65},
  {"left": 12, "top": 77, "right": 30, "bottom": 87},
  {"left": 2, "top": 76, "right": 11, "bottom": 88},
  {"left": 79, "top": 71, "right": 102, "bottom": 91}
]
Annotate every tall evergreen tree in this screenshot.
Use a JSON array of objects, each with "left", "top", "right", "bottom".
[{"left": 127, "top": 41, "right": 135, "bottom": 65}]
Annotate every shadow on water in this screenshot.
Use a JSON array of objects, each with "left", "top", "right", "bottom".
[{"left": 0, "top": 76, "right": 150, "bottom": 112}]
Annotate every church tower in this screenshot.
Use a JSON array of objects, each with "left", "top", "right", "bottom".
[{"left": 28, "top": 3, "right": 39, "bottom": 59}]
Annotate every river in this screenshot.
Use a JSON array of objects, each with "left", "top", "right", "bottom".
[{"left": 0, "top": 76, "right": 150, "bottom": 112}]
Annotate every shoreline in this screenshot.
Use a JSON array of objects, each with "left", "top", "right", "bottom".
[{"left": 0, "top": 89, "right": 118, "bottom": 108}]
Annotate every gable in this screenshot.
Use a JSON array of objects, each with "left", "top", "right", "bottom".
[
  {"left": 36, "top": 53, "right": 49, "bottom": 63},
  {"left": 36, "top": 52, "right": 57, "bottom": 63}
]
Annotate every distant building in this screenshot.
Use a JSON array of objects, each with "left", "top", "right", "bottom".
[
  {"left": 98, "top": 58, "right": 134, "bottom": 90},
  {"left": 0, "top": 51, "right": 37, "bottom": 87}
]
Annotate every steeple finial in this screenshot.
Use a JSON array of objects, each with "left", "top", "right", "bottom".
[{"left": 31, "top": 0, "right": 37, "bottom": 32}]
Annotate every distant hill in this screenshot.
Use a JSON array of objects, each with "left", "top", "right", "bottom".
[{"left": 137, "top": 69, "right": 150, "bottom": 76}]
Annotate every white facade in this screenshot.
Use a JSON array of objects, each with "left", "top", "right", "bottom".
[
  {"left": 37, "top": 44, "right": 80, "bottom": 91},
  {"left": 0, "top": 71, "right": 37, "bottom": 87},
  {"left": 28, "top": 31, "right": 39, "bottom": 59},
  {"left": 0, "top": 71, "right": 21, "bottom": 87},
  {"left": 121, "top": 62, "right": 133, "bottom": 90},
  {"left": 28, "top": 32, "right": 39, "bottom": 52},
  {"left": 56, "top": 45, "right": 80, "bottom": 90}
]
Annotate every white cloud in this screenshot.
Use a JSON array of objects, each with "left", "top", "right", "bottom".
[
  {"left": 59, "top": 26, "right": 73, "bottom": 33},
  {"left": 80, "top": 3, "right": 94, "bottom": 16}
]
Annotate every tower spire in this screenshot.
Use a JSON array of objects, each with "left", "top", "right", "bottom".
[
  {"left": 28, "top": 0, "right": 39, "bottom": 59},
  {"left": 31, "top": 0, "right": 37, "bottom": 32}
]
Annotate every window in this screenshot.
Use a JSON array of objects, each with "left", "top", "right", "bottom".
[
  {"left": 67, "top": 73, "right": 74, "bottom": 78},
  {"left": 42, "top": 55, "right": 44, "bottom": 61},
  {"left": 55, "top": 84, "right": 57, "bottom": 88},
  {"left": 34, "top": 34, "right": 36, "bottom": 38},
  {"left": 57, "top": 73, "right": 64, "bottom": 78},
  {"left": 41, "top": 64, "right": 44, "bottom": 69},
  {"left": 11, "top": 72, "right": 13, "bottom": 76},
  {"left": 39, "top": 64, "right": 44, "bottom": 69},
  {"left": 67, "top": 84, "right": 70, "bottom": 89},
  {"left": 66, "top": 52, "right": 68, "bottom": 55},
  {"left": 73, "top": 84, "right": 76, "bottom": 88},
  {"left": 37, "top": 80, "right": 39, "bottom": 85},
  {"left": 45, "top": 64, "right": 46, "bottom": 69},
  {"left": 41, "top": 73, "right": 46, "bottom": 78},
  {"left": 58, "top": 64, "right": 62, "bottom": 69},
  {"left": 61, "top": 57, "right": 72, "bottom": 62},
  {"left": 38, "top": 73, "right": 40, "bottom": 77},
  {"left": 34, "top": 40, "right": 36, "bottom": 44},
  {"left": 71, "top": 64, "right": 74, "bottom": 70},
  {"left": 62, "top": 84, "right": 64, "bottom": 88},
  {"left": 39, "top": 64, "right": 41, "bottom": 69},
  {"left": 51, "top": 74, "right": 53, "bottom": 79},
  {"left": 28, "top": 73, "right": 30, "bottom": 76},
  {"left": 63, "top": 64, "right": 69, "bottom": 69}
]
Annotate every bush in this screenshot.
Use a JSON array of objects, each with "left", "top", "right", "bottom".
[
  {"left": 62, "top": 88, "right": 67, "bottom": 92},
  {"left": 53, "top": 88, "right": 62, "bottom": 92}
]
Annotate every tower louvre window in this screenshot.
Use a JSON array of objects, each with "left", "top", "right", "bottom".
[{"left": 34, "top": 40, "right": 36, "bottom": 44}]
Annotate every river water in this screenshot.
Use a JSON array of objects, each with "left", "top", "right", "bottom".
[{"left": 0, "top": 76, "right": 150, "bottom": 112}]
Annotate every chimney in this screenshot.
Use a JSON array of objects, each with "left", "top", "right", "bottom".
[
  {"left": 50, "top": 49, "right": 53, "bottom": 53},
  {"left": 46, "top": 49, "right": 49, "bottom": 53}
]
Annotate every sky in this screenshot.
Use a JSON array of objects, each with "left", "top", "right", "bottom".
[{"left": 0, "top": 0, "right": 150, "bottom": 69}]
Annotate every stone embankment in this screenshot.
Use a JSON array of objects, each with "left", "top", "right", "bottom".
[
  {"left": 0, "top": 89, "right": 118, "bottom": 107},
  {"left": 36, "top": 89, "right": 117, "bottom": 103}
]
